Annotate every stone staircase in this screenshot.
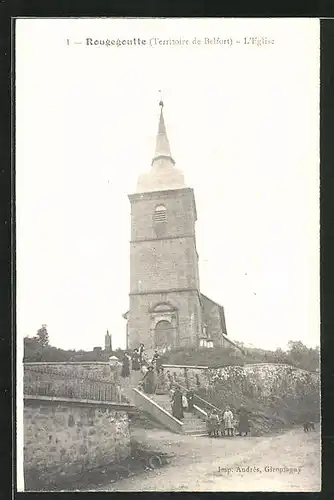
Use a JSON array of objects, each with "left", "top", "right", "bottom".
[
  {"left": 150, "top": 393, "right": 207, "bottom": 436},
  {"left": 118, "top": 370, "right": 207, "bottom": 436},
  {"left": 118, "top": 369, "right": 143, "bottom": 403}
]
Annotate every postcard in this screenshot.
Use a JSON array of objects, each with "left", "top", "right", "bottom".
[{"left": 15, "top": 17, "right": 320, "bottom": 492}]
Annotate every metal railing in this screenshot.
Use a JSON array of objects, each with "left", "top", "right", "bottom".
[
  {"left": 24, "top": 378, "right": 123, "bottom": 402},
  {"left": 172, "top": 380, "right": 222, "bottom": 414},
  {"left": 24, "top": 364, "right": 124, "bottom": 402},
  {"left": 24, "top": 363, "right": 117, "bottom": 382}
]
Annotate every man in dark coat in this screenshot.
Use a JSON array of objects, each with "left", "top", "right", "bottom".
[
  {"left": 238, "top": 406, "right": 250, "bottom": 436},
  {"left": 186, "top": 389, "right": 195, "bottom": 412},
  {"left": 121, "top": 353, "right": 130, "bottom": 378},
  {"left": 155, "top": 354, "right": 163, "bottom": 373},
  {"left": 142, "top": 366, "right": 155, "bottom": 394},
  {"left": 171, "top": 387, "right": 184, "bottom": 420}
]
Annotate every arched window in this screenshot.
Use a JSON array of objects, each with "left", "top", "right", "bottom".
[{"left": 154, "top": 205, "right": 167, "bottom": 223}]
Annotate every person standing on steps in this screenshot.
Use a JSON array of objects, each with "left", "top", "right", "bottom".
[
  {"left": 151, "top": 350, "right": 160, "bottom": 371},
  {"left": 131, "top": 348, "right": 140, "bottom": 371},
  {"left": 142, "top": 366, "right": 155, "bottom": 394},
  {"left": 171, "top": 387, "right": 184, "bottom": 421},
  {"left": 121, "top": 352, "right": 130, "bottom": 378},
  {"left": 186, "top": 389, "right": 195, "bottom": 412},
  {"left": 155, "top": 353, "right": 163, "bottom": 373},
  {"left": 223, "top": 406, "right": 234, "bottom": 437},
  {"left": 141, "top": 359, "right": 149, "bottom": 376},
  {"left": 182, "top": 392, "right": 188, "bottom": 412},
  {"left": 138, "top": 343, "right": 145, "bottom": 365}
]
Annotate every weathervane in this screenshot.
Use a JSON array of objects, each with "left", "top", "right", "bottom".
[{"left": 158, "top": 89, "right": 164, "bottom": 108}]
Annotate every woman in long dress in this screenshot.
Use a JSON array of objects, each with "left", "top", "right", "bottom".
[
  {"left": 152, "top": 351, "right": 160, "bottom": 372},
  {"left": 131, "top": 349, "right": 140, "bottom": 371},
  {"left": 171, "top": 388, "right": 184, "bottom": 420},
  {"left": 121, "top": 353, "right": 130, "bottom": 378},
  {"left": 238, "top": 406, "right": 250, "bottom": 436},
  {"left": 223, "top": 406, "right": 234, "bottom": 437},
  {"left": 138, "top": 343, "right": 145, "bottom": 364},
  {"left": 142, "top": 366, "right": 155, "bottom": 394}
]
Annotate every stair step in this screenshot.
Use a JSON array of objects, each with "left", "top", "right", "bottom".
[
  {"left": 120, "top": 379, "right": 209, "bottom": 437},
  {"left": 184, "top": 423, "right": 206, "bottom": 428},
  {"left": 184, "top": 431, "right": 207, "bottom": 436},
  {"left": 184, "top": 425, "right": 207, "bottom": 430},
  {"left": 184, "top": 422, "right": 206, "bottom": 427}
]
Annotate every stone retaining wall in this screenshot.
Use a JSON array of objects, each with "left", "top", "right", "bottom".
[
  {"left": 162, "top": 363, "right": 320, "bottom": 428},
  {"left": 24, "top": 397, "right": 130, "bottom": 490},
  {"left": 162, "top": 362, "right": 320, "bottom": 397}
]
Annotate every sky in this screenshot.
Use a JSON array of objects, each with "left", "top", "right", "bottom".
[{"left": 15, "top": 18, "right": 320, "bottom": 353}]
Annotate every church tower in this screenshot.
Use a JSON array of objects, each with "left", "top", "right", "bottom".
[
  {"left": 104, "top": 330, "right": 112, "bottom": 352},
  {"left": 125, "top": 101, "right": 203, "bottom": 354}
]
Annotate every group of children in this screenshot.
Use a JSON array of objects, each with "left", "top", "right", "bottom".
[{"left": 207, "top": 406, "right": 251, "bottom": 437}]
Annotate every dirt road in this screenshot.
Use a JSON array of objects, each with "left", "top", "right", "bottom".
[{"left": 96, "top": 427, "right": 321, "bottom": 492}]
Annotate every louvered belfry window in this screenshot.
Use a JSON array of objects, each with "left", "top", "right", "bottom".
[
  {"left": 153, "top": 205, "right": 167, "bottom": 235},
  {"left": 154, "top": 205, "right": 167, "bottom": 223}
]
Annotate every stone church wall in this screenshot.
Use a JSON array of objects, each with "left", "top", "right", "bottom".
[
  {"left": 128, "top": 290, "right": 202, "bottom": 351},
  {"left": 128, "top": 186, "right": 201, "bottom": 352},
  {"left": 130, "top": 188, "right": 196, "bottom": 242},
  {"left": 130, "top": 237, "right": 198, "bottom": 292}
]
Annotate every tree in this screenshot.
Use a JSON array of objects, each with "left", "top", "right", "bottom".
[
  {"left": 24, "top": 336, "right": 43, "bottom": 361},
  {"left": 286, "top": 341, "right": 320, "bottom": 371},
  {"left": 35, "top": 324, "right": 49, "bottom": 347}
]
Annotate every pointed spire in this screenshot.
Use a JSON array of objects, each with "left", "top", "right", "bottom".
[
  {"left": 105, "top": 329, "right": 112, "bottom": 352},
  {"left": 152, "top": 99, "right": 175, "bottom": 166}
]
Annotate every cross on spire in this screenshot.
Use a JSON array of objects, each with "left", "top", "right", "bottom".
[{"left": 158, "top": 89, "right": 164, "bottom": 108}]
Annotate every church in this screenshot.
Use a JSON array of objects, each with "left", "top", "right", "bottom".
[{"left": 123, "top": 101, "right": 234, "bottom": 355}]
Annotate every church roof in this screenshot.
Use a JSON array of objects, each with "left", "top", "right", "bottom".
[{"left": 136, "top": 100, "right": 186, "bottom": 193}]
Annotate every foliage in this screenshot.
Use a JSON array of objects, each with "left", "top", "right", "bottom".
[
  {"left": 23, "top": 328, "right": 124, "bottom": 362},
  {"left": 286, "top": 341, "right": 320, "bottom": 372},
  {"left": 24, "top": 325, "right": 50, "bottom": 361},
  {"left": 36, "top": 324, "right": 49, "bottom": 347},
  {"left": 160, "top": 341, "right": 319, "bottom": 372},
  {"left": 160, "top": 346, "right": 245, "bottom": 368},
  {"left": 192, "top": 364, "right": 320, "bottom": 435}
]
